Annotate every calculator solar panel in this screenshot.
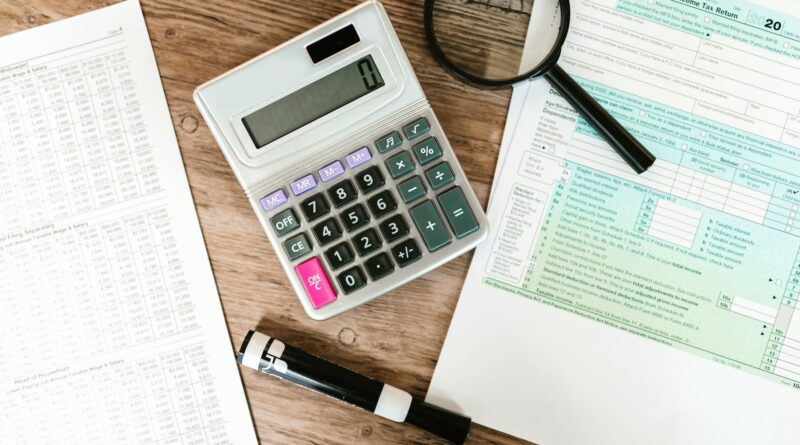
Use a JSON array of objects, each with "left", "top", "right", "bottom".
[{"left": 194, "top": 0, "right": 488, "bottom": 319}]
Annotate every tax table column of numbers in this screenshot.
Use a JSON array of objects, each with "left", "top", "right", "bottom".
[{"left": 0, "top": 46, "right": 160, "bottom": 231}]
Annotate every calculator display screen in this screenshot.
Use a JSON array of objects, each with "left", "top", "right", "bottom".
[{"left": 242, "top": 55, "right": 385, "bottom": 148}]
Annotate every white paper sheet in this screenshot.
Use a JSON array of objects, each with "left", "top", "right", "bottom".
[
  {"left": 428, "top": 0, "right": 800, "bottom": 444},
  {"left": 0, "top": 2, "right": 256, "bottom": 443}
]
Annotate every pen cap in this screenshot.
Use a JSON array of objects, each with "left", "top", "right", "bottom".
[{"left": 405, "top": 398, "right": 471, "bottom": 445}]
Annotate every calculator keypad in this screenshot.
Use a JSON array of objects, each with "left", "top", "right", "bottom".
[
  {"left": 355, "top": 165, "right": 385, "bottom": 194},
  {"left": 260, "top": 115, "right": 482, "bottom": 315},
  {"left": 329, "top": 179, "right": 358, "bottom": 207},
  {"left": 301, "top": 193, "right": 330, "bottom": 222},
  {"left": 341, "top": 204, "right": 370, "bottom": 232}
]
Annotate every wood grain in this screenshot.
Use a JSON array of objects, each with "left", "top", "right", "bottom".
[{"left": 0, "top": 1, "right": 532, "bottom": 443}]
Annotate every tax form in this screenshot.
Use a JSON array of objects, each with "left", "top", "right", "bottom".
[
  {"left": 428, "top": 0, "right": 800, "bottom": 443},
  {"left": 0, "top": 1, "right": 256, "bottom": 443}
]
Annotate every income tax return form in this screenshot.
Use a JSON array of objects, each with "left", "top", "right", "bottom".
[
  {"left": 428, "top": 0, "right": 800, "bottom": 444},
  {"left": 0, "top": 1, "right": 256, "bottom": 443}
]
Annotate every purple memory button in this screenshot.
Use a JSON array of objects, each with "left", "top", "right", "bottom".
[
  {"left": 345, "top": 146, "right": 372, "bottom": 169},
  {"left": 291, "top": 174, "right": 317, "bottom": 196},
  {"left": 260, "top": 189, "right": 287, "bottom": 212},
  {"left": 318, "top": 161, "right": 344, "bottom": 183}
]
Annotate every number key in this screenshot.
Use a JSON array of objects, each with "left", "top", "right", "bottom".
[
  {"left": 312, "top": 217, "right": 342, "bottom": 246},
  {"left": 353, "top": 228, "right": 381, "bottom": 256},
  {"left": 367, "top": 189, "right": 397, "bottom": 219},
  {"left": 325, "top": 242, "right": 354, "bottom": 270},
  {"left": 300, "top": 193, "right": 330, "bottom": 222},
  {"left": 328, "top": 179, "right": 357, "bottom": 208},
  {"left": 379, "top": 214, "right": 409, "bottom": 243},
  {"left": 354, "top": 165, "right": 385, "bottom": 194},
  {"left": 340, "top": 204, "right": 370, "bottom": 232},
  {"left": 337, "top": 266, "right": 367, "bottom": 294}
]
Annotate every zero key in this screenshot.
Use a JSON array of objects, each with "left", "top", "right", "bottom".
[{"left": 409, "top": 200, "right": 451, "bottom": 252}]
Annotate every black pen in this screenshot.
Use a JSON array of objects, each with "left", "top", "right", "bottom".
[{"left": 237, "top": 329, "right": 471, "bottom": 444}]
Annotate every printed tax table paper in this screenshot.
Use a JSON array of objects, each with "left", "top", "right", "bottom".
[
  {"left": 428, "top": 0, "right": 800, "bottom": 444},
  {"left": 0, "top": 1, "right": 256, "bottom": 443}
]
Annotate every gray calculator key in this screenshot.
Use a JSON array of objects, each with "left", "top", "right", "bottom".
[
  {"left": 376, "top": 131, "right": 402, "bottom": 153},
  {"left": 386, "top": 151, "right": 415, "bottom": 179},
  {"left": 403, "top": 117, "right": 430, "bottom": 140},
  {"left": 409, "top": 200, "right": 451, "bottom": 252},
  {"left": 437, "top": 186, "right": 479, "bottom": 239},
  {"left": 425, "top": 162, "right": 455, "bottom": 190},
  {"left": 271, "top": 208, "right": 300, "bottom": 237},
  {"left": 284, "top": 232, "right": 312, "bottom": 260},
  {"left": 412, "top": 137, "right": 443, "bottom": 165},
  {"left": 398, "top": 176, "right": 427, "bottom": 203}
]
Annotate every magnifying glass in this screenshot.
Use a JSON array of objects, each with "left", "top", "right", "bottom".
[{"left": 424, "top": 0, "right": 656, "bottom": 174}]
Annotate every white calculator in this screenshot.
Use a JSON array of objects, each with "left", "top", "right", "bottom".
[{"left": 194, "top": 0, "right": 488, "bottom": 320}]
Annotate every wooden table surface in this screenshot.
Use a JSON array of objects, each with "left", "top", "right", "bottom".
[{"left": 0, "top": 1, "right": 528, "bottom": 443}]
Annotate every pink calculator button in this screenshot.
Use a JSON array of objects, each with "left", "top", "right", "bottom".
[{"left": 295, "top": 257, "right": 337, "bottom": 309}]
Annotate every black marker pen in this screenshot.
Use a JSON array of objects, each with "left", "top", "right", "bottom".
[{"left": 237, "top": 330, "right": 471, "bottom": 444}]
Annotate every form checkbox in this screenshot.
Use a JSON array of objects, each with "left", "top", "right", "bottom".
[
  {"left": 639, "top": 111, "right": 646, "bottom": 117},
  {"left": 785, "top": 42, "right": 790, "bottom": 49},
  {"left": 743, "top": 163, "right": 749, "bottom": 171},
  {"left": 682, "top": 143, "right": 688, "bottom": 150},
  {"left": 705, "top": 17, "right": 711, "bottom": 23}
]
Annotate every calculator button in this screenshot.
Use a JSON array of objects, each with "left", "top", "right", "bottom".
[
  {"left": 325, "top": 242, "right": 355, "bottom": 270},
  {"left": 270, "top": 208, "right": 300, "bottom": 237},
  {"left": 337, "top": 266, "right": 367, "bottom": 294},
  {"left": 355, "top": 165, "right": 385, "bottom": 194},
  {"left": 295, "top": 257, "right": 337, "bottom": 309},
  {"left": 438, "top": 187, "right": 479, "bottom": 239},
  {"left": 391, "top": 238, "right": 422, "bottom": 267},
  {"left": 379, "top": 214, "right": 410, "bottom": 243},
  {"left": 425, "top": 162, "right": 455, "bottom": 190},
  {"left": 284, "top": 232, "right": 312, "bottom": 261},
  {"left": 313, "top": 217, "right": 342, "bottom": 246},
  {"left": 385, "top": 151, "right": 415, "bottom": 179},
  {"left": 353, "top": 228, "right": 382, "bottom": 256},
  {"left": 340, "top": 204, "right": 370, "bottom": 232},
  {"left": 376, "top": 131, "right": 402, "bottom": 153},
  {"left": 346, "top": 146, "right": 372, "bottom": 169},
  {"left": 397, "top": 176, "right": 427, "bottom": 204},
  {"left": 319, "top": 160, "right": 345, "bottom": 183},
  {"left": 367, "top": 189, "right": 398, "bottom": 219},
  {"left": 365, "top": 253, "right": 394, "bottom": 281},
  {"left": 412, "top": 137, "right": 443, "bottom": 165},
  {"left": 260, "top": 189, "right": 287, "bottom": 212},
  {"left": 403, "top": 117, "right": 430, "bottom": 140},
  {"left": 328, "top": 179, "right": 358, "bottom": 208},
  {"left": 300, "top": 193, "right": 330, "bottom": 222},
  {"left": 409, "top": 200, "right": 451, "bottom": 252},
  {"left": 291, "top": 174, "right": 317, "bottom": 196}
]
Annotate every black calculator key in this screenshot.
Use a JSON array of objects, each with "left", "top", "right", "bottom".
[
  {"left": 338, "top": 266, "right": 367, "bottom": 294},
  {"left": 300, "top": 193, "right": 330, "bottom": 222},
  {"left": 365, "top": 253, "right": 394, "bottom": 281},
  {"left": 313, "top": 217, "right": 342, "bottom": 246},
  {"left": 325, "top": 242, "right": 354, "bottom": 270},
  {"left": 366, "top": 189, "right": 397, "bottom": 219},
  {"left": 391, "top": 238, "right": 422, "bottom": 268},
  {"left": 340, "top": 204, "right": 370, "bottom": 232},
  {"left": 353, "top": 228, "right": 382, "bottom": 256},
  {"left": 379, "top": 214, "right": 410, "bottom": 243},
  {"left": 354, "top": 165, "right": 385, "bottom": 195},
  {"left": 328, "top": 179, "right": 357, "bottom": 208}
]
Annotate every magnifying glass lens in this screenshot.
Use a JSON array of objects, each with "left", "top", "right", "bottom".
[{"left": 431, "top": 0, "right": 563, "bottom": 83}]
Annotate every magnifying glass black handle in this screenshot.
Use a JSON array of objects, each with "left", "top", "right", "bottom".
[{"left": 544, "top": 64, "right": 655, "bottom": 174}]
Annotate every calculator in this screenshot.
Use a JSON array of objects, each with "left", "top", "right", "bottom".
[{"left": 194, "top": 0, "right": 488, "bottom": 319}]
